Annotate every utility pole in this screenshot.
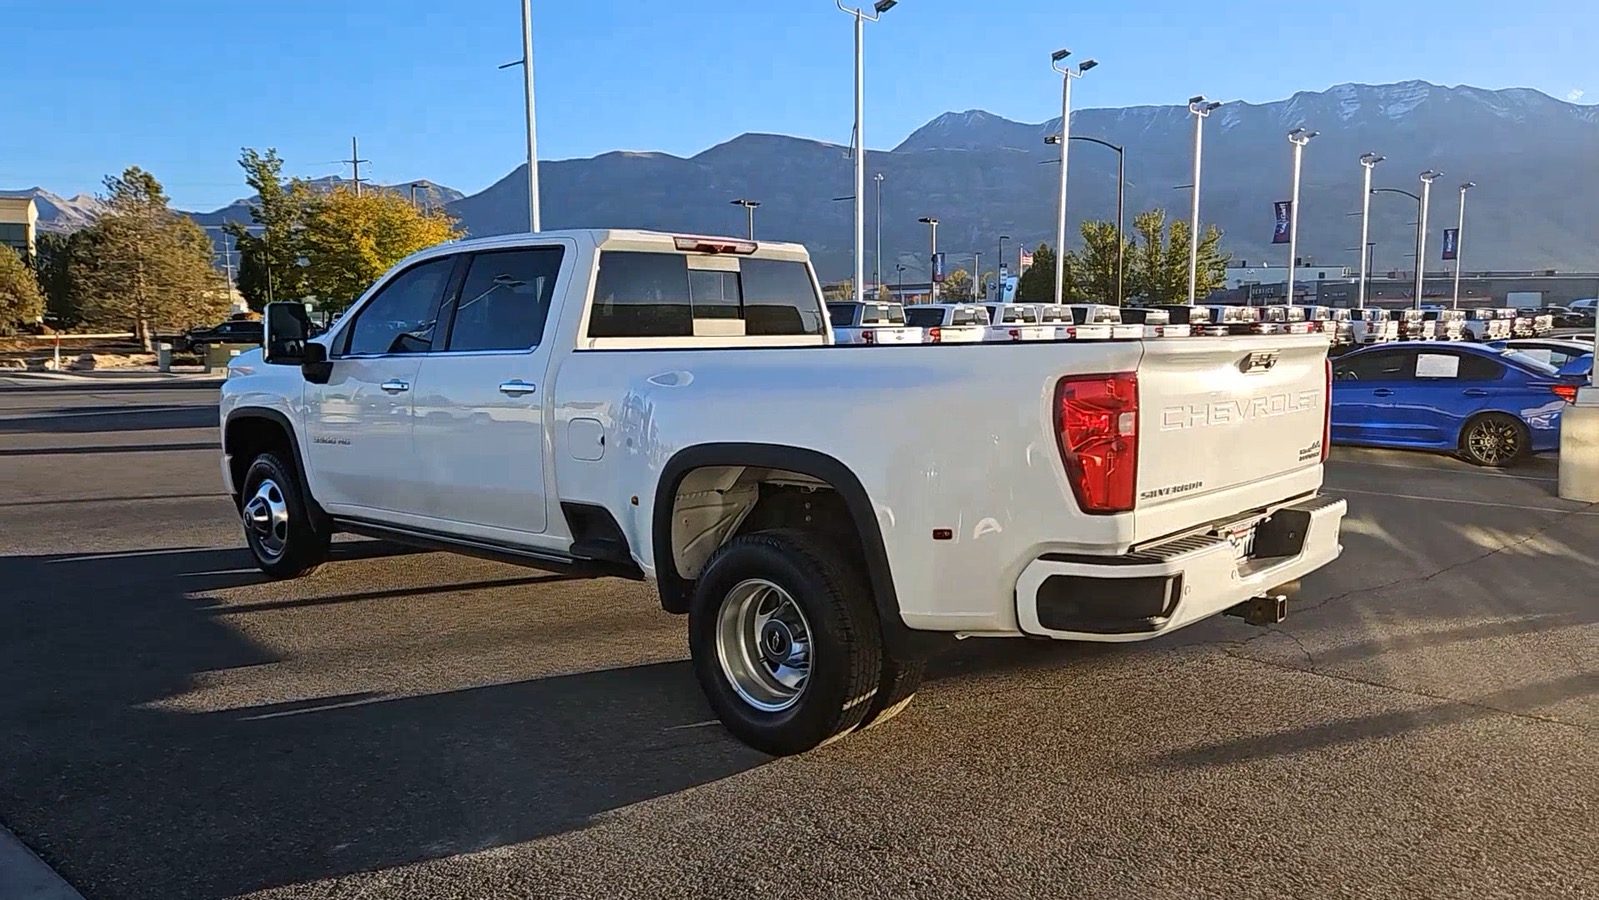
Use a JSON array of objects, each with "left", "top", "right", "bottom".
[
  {"left": 973, "top": 250, "right": 983, "bottom": 301},
  {"left": 344, "top": 137, "right": 369, "bottom": 196},
  {"left": 498, "top": 0, "right": 542, "bottom": 232},
  {"left": 874, "top": 172, "right": 885, "bottom": 292},
  {"left": 1451, "top": 182, "right": 1475, "bottom": 309},
  {"left": 1415, "top": 170, "right": 1441, "bottom": 310},
  {"left": 1185, "top": 96, "right": 1223, "bottom": 304}
]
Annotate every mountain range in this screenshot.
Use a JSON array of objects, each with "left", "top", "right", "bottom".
[{"left": 10, "top": 80, "right": 1599, "bottom": 282}]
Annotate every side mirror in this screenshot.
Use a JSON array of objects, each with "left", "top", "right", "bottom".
[
  {"left": 263, "top": 302, "right": 312, "bottom": 364},
  {"left": 300, "top": 341, "right": 333, "bottom": 385}
]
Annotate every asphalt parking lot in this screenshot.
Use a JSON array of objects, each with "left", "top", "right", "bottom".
[{"left": 2, "top": 379, "right": 1595, "bottom": 900}]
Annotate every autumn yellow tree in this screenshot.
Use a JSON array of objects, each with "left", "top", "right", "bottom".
[{"left": 301, "top": 187, "right": 461, "bottom": 310}]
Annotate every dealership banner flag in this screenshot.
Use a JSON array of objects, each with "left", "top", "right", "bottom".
[
  {"left": 1272, "top": 201, "right": 1292, "bottom": 244},
  {"left": 931, "top": 251, "right": 947, "bottom": 283},
  {"left": 1441, "top": 228, "right": 1459, "bottom": 260}
]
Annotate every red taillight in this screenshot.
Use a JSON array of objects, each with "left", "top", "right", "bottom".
[
  {"left": 1054, "top": 373, "right": 1139, "bottom": 514},
  {"left": 1552, "top": 384, "right": 1579, "bottom": 403},
  {"left": 1322, "top": 357, "right": 1332, "bottom": 462},
  {"left": 1009, "top": 328, "right": 1021, "bottom": 341},
  {"left": 862, "top": 329, "right": 875, "bottom": 344},
  {"left": 928, "top": 326, "right": 941, "bottom": 343},
  {"left": 1152, "top": 325, "right": 1166, "bottom": 338}
]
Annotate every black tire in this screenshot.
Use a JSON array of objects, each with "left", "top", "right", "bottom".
[
  {"left": 688, "top": 529, "right": 883, "bottom": 756},
  {"left": 240, "top": 451, "right": 331, "bottom": 579},
  {"left": 1459, "top": 413, "right": 1530, "bottom": 467},
  {"left": 860, "top": 653, "right": 925, "bottom": 730}
]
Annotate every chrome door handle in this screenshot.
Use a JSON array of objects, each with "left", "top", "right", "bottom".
[
  {"left": 498, "top": 380, "right": 537, "bottom": 396},
  {"left": 1463, "top": 388, "right": 1489, "bottom": 397},
  {"left": 380, "top": 380, "right": 410, "bottom": 393}
]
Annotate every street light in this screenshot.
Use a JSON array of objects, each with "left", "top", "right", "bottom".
[
  {"left": 1357, "top": 152, "right": 1385, "bottom": 309},
  {"left": 730, "top": 198, "right": 760, "bottom": 239},
  {"left": 1451, "top": 182, "right": 1475, "bottom": 309},
  {"left": 896, "top": 263, "right": 906, "bottom": 298},
  {"left": 1048, "top": 49, "right": 1097, "bottom": 305},
  {"left": 836, "top": 0, "right": 896, "bottom": 303},
  {"left": 1185, "top": 95, "right": 1223, "bottom": 305},
  {"left": 1372, "top": 186, "right": 1423, "bottom": 310},
  {"left": 874, "top": 172, "right": 885, "bottom": 291},
  {"left": 918, "top": 215, "right": 939, "bottom": 302},
  {"left": 1047, "top": 135, "right": 1125, "bottom": 304},
  {"left": 1284, "top": 127, "right": 1318, "bottom": 306},
  {"left": 1416, "top": 170, "right": 1442, "bottom": 310},
  {"left": 497, "top": 0, "right": 540, "bottom": 232}
]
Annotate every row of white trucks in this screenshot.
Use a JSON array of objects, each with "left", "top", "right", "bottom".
[{"left": 829, "top": 300, "right": 1555, "bottom": 348}]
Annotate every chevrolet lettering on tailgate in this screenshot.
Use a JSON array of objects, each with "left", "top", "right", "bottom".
[{"left": 1160, "top": 389, "right": 1322, "bottom": 431}]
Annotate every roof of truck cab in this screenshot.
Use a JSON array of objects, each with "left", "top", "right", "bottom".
[{"left": 395, "top": 229, "right": 811, "bottom": 263}]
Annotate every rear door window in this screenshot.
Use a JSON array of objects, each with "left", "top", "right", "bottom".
[
  {"left": 1336, "top": 350, "right": 1415, "bottom": 382},
  {"left": 444, "top": 247, "right": 565, "bottom": 352}
]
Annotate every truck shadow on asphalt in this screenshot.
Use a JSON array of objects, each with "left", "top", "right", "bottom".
[
  {"left": 0, "top": 542, "right": 766, "bottom": 899},
  {"left": 0, "top": 403, "right": 219, "bottom": 435}
]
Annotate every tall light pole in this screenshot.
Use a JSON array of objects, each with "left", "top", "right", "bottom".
[
  {"left": 874, "top": 172, "right": 885, "bottom": 291},
  {"left": 919, "top": 215, "right": 939, "bottom": 302},
  {"left": 1415, "top": 169, "right": 1442, "bottom": 310},
  {"left": 730, "top": 198, "right": 760, "bottom": 239},
  {"left": 497, "top": 0, "right": 541, "bottom": 232},
  {"left": 837, "top": 0, "right": 896, "bottom": 304},
  {"left": 1049, "top": 49, "right": 1097, "bottom": 306},
  {"left": 1186, "top": 95, "right": 1223, "bottom": 305},
  {"left": 1357, "top": 152, "right": 1384, "bottom": 309},
  {"left": 1451, "top": 181, "right": 1475, "bottom": 309},
  {"left": 973, "top": 250, "right": 983, "bottom": 300},
  {"left": 1284, "top": 127, "right": 1318, "bottom": 306}
]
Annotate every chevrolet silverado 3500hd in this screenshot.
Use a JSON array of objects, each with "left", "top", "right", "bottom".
[{"left": 220, "top": 229, "right": 1346, "bottom": 755}]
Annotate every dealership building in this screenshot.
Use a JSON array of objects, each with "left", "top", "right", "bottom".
[{"left": 0, "top": 196, "right": 37, "bottom": 260}]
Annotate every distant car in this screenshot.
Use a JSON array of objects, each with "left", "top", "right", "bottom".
[
  {"left": 902, "top": 303, "right": 990, "bottom": 343},
  {"left": 827, "top": 301, "right": 922, "bottom": 345},
  {"left": 1569, "top": 298, "right": 1598, "bottom": 314},
  {"left": 181, "top": 319, "right": 264, "bottom": 352},
  {"left": 1331, "top": 343, "right": 1584, "bottom": 466}
]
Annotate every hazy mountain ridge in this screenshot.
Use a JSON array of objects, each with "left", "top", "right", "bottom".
[{"left": 11, "top": 81, "right": 1598, "bottom": 280}]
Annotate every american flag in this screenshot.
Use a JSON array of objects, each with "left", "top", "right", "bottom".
[{"left": 1018, "top": 249, "right": 1034, "bottom": 272}]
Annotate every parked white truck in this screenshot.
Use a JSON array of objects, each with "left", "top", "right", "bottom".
[{"left": 220, "top": 229, "right": 1347, "bottom": 755}]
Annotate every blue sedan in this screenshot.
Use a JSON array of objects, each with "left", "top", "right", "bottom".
[{"left": 1331, "top": 343, "right": 1583, "bottom": 466}]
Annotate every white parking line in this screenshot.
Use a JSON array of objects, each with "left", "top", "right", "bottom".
[
  {"left": 1330, "top": 458, "right": 1558, "bottom": 483},
  {"left": 1329, "top": 487, "right": 1599, "bottom": 515},
  {"left": 0, "top": 826, "right": 85, "bottom": 900}
]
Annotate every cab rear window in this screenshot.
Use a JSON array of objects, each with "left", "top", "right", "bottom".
[{"left": 590, "top": 251, "right": 825, "bottom": 337}]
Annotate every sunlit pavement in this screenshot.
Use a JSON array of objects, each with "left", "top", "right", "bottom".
[{"left": 2, "top": 384, "right": 1594, "bottom": 900}]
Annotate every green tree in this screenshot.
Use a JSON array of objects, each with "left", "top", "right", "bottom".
[
  {"left": 34, "top": 231, "right": 83, "bottom": 326},
  {"left": 1069, "top": 219, "right": 1130, "bottom": 305},
  {"left": 941, "top": 267, "right": 972, "bottom": 301},
  {"left": 822, "top": 278, "right": 853, "bottom": 301},
  {"left": 0, "top": 247, "right": 45, "bottom": 334},
  {"left": 1014, "top": 243, "right": 1063, "bottom": 303},
  {"left": 72, "top": 167, "right": 230, "bottom": 347},
  {"left": 301, "top": 186, "right": 462, "bottom": 311},
  {"left": 1127, "top": 208, "right": 1230, "bottom": 305},
  {"left": 225, "top": 148, "right": 315, "bottom": 309}
]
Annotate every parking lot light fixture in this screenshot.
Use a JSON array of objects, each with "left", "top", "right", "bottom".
[
  {"left": 1050, "top": 50, "right": 1097, "bottom": 305},
  {"left": 730, "top": 198, "right": 760, "bottom": 239},
  {"left": 1416, "top": 170, "right": 1442, "bottom": 310},
  {"left": 1451, "top": 182, "right": 1475, "bottom": 309},
  {"left": 1357, "top": 153, "right": 1385, "bottom": 309},
  {"left": 919, "top": 215, "right": 939, "bottom": 302},
  {"left": 1185, "top": 96, "right": 1222, "bottom": 305},
  {"left": 836, "top": 0, "right": 895, "bottom": 303},
  {"left": 1284, "top": 128, "right": 1318, "bottom": 306}
]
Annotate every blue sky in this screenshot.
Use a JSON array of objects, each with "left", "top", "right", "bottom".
[{"left": 7, "top": 0, "right": 1594, "bottom": 210}]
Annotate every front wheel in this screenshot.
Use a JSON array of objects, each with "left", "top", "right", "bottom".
[
  {"left": 1460, "top": 413, "right": 1529, "bottom": 467},
  {"left": 240, "top": 451, "right": 331, "bottom": 578},
  {"left": 688, "top": 529, "right": 884, "bottom": 756}
]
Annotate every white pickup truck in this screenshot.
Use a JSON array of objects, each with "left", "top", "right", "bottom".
[{"left": 220, "top": 229, "right": 1346, "bottom": 756}]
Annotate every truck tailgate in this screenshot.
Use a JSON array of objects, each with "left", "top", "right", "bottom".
[{"left": 1133, "top": 335, "right": 1329, "bottom": 542}]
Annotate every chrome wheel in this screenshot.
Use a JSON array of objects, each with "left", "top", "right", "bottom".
[
  {"left": 1467, "top": 418, "right": 1522, "bottom": 465},
  {"left": 714, "top": 578, "right": 813, "bottom": 713},
  {"left": 243, "top": 478, "right": 291, "bottom": 560}
]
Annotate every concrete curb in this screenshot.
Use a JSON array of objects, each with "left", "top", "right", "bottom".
[
  {"left": 0, "top": 826, "right": 85, "bottom": 900},
  {"left": 0, "top": 370, "right": 223, "bottom": 385}
]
